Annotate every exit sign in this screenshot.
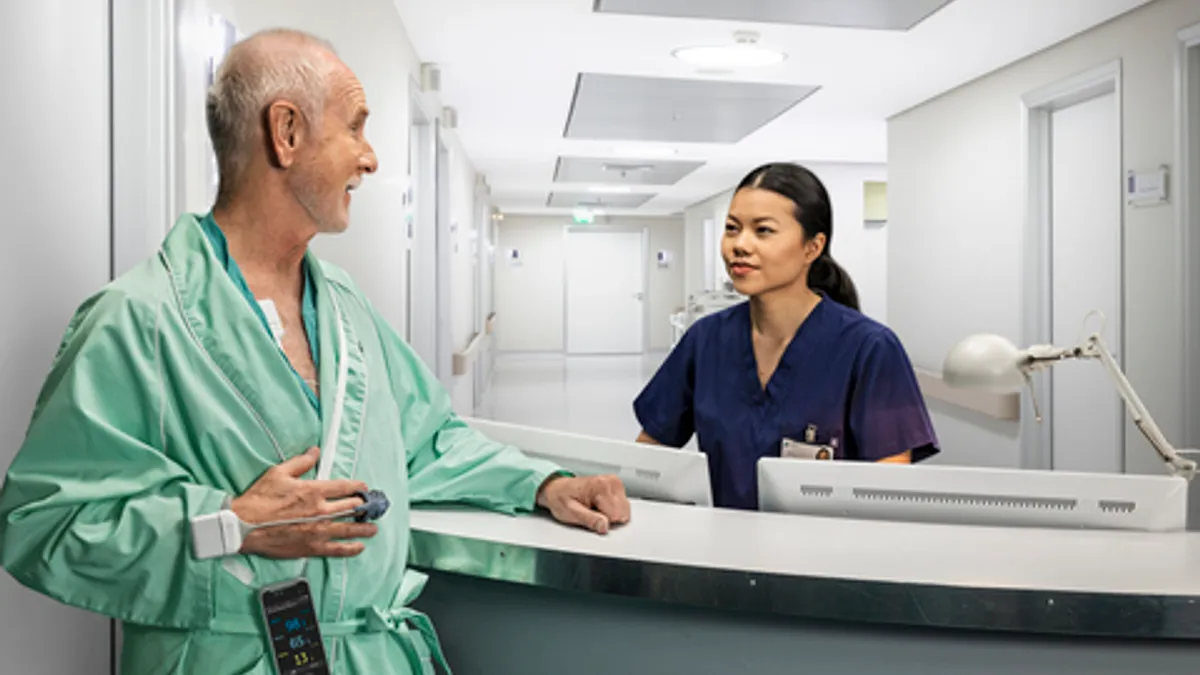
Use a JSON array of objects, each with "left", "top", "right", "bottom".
[{"left": 572, "top": 209, "right": 595, "bottom": 224}]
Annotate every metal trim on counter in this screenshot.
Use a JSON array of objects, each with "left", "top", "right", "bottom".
[{"left": 409, "top": 528, "right": 1200, "bottom": 640}]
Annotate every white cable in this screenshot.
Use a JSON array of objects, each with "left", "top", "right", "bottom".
[
  {"left": 193, "top": 507, "right": 368, "bottom": 560},
  {"left": 240, "top": 509, "right": 359, "bottom": 537}
]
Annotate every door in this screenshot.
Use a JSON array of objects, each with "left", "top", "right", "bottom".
[
  {"left": 1049, "top": 92, "right": 1123, "bottom": 473},
  {"left": 408, "top": 93, "right": 437, "bottom": 367},
  {"left": 434, "top": 135, "right": 453, "bottom": 385},
  {"left": 566, "top": 230, "right": 645, "bottom": 354},
  {"left": 1185, "top": 36, "right": 1200, "bottom": 449},
  {"left": 472, "top": 200, "right": 488, "bottom": 412}
]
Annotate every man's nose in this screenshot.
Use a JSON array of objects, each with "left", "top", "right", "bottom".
[{"left": 361, "top": 144, "right": 379, "bottom": 174}]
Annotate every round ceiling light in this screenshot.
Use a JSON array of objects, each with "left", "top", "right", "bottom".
[{"left": 672, "top": 31, "right": 785, "bottom": 69}]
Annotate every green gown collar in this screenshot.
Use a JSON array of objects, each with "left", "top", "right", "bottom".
[
  {"left": 197, "top": 213, "right": 321, "bottom": 412},
  {"left": 159, "top": 214, "right": 338, "bottom": 457}
]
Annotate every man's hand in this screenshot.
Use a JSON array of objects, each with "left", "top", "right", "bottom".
[
  {"left": 231, "top": 447, "right": 377, "bottom": 559},
  {"left": 536, "top": 474, "right": 631, "bottom": 534}
]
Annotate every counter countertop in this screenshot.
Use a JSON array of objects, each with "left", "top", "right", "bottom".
[{"left": 409, "top": 499, "right": 1200, "bottom": 639}]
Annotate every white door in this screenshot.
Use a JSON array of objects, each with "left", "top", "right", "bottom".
[
  {"left": 1185, "top": 38, "right": 1200, "bottom": 450},
  {"left": 1049, "top": 92, "right": 1123, "bottom": 473},
  {"left": 566, "top": 230, "right": 645, "bottom": 354}
]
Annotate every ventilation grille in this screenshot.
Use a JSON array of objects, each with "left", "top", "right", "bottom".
[
  {"left": 631, "top": 468, "right": 662, "bottom": 482},
  {"left": 850, "top": 488, "right": 1078, "bottom": 512},
  {"left": 1099, "top": 500, "right": 1137, "bottom": 514},
  {"left": 800, "top": 485, "right": 834, "bottom": 498}
]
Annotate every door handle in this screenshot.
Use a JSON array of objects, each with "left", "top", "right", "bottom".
[{"left": 633, "top": 292, "right": 645, "bottom": 301}]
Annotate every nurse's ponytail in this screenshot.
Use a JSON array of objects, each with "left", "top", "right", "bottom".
[
  {"left": 735, "top": 163, "right": 861, "bottom": 311},
  {"left": 808, "top": 253, "right": 860, "bottom": 311}
]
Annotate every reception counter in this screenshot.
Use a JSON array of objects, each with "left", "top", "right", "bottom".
[{"left": 409, "top": 499, "right": 1200, "bottom": 674}]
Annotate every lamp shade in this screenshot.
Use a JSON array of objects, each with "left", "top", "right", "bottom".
[{"left": 943, "top": 334, "right": 1027, "bottom": 393}]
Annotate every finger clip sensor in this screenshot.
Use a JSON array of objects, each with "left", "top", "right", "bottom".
[
  {"left": 191, "top": 489, "right": 392, "bottom": 560},
  {"left": 353, "top": 489, "right": 390, "bottom": 522}
]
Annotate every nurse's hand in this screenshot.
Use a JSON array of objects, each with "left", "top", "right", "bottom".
[
  {"left": 232, "top": 447, "right": 378, "bottom": 559},
  {"left": 536, "top": 474, "right": 631, "bottom": 535}
]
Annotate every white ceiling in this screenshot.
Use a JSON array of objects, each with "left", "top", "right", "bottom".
[{"left": 391, "top": 0, "right": 1153, "bottom": 216}]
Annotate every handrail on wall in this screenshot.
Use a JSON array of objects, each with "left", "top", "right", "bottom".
[
  {"left": 453, "top": 314, "right": 497, "bottom": 377},
  {"left": 914, "top": 368, "right": 1021, "bottom": 421}
]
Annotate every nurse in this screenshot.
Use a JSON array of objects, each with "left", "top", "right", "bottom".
[{"left": 634, "top": 163, "right": 939, "bottom": 510}]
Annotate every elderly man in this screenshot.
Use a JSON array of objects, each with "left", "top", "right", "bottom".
[{"left": 0, "top": 28, "right": 629, "bottom": 675}]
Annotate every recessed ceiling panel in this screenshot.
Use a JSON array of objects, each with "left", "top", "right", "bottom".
[
  {"left": 594, "top": 0, "right": 955, "bottom": 31},
  {"left": 565, "top": 74, "right": 818, "bottom": 144},
  {"left": 546, "top": 192, "right": 656, "bottom": 209},
  {"left": 554, "top": 157, "right": 705, "bottom": 185}
]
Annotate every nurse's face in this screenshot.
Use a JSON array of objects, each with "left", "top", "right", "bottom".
[
  {"left": 722, "top": 188, "right": 824, "bottom": 297},
  {"left": 290, "top": 64, "right": 379, "bottom": 234}
]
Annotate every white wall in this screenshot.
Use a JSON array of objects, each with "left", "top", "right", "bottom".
[
  {"left": 683, "top": 163, "right": 889, "bottom": 322},
  {"left": 684, "top": 190, "right": 733, "bottom": 300},
  {"left": 495, "top": 216, "right": 687, "bottom": 353},
  {"left": 647, "top": 221, "right": 689, "bottom": 349},
  {"left": 888, "top": 0, "right": 1200, "bottom": 472},
  {"left": 0, "top": 1, "right": 114, "bottom": 671}
]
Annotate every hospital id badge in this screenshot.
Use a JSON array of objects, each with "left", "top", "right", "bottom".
[
  {"left": 259, "top": 578, "right": 331, "bottom": 675},
  {"left": 781, "top": 438, "right": 835, "bottom": 461}
]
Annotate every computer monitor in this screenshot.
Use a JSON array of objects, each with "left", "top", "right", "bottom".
[
  {"left": 463, "top": 417, "right": 713, "bottom": 507},
  {"left": 757, "top": 458, "right": 1189, "bottom": 532}
]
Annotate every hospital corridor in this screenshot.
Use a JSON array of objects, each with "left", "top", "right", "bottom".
[{"left": 3, "top": 1, "right": 1200, "bottom": 674}]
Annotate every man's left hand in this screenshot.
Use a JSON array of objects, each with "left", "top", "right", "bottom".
[{"left": 536, "top": 475, "right": 631, "bottom": 534}]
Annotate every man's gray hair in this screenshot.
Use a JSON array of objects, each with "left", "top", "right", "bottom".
[{"left": 206, "top": 29, "right": 338, "bottom": 204}]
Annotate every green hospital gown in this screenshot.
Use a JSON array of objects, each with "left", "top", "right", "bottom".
[{"left": 0, "top": 214, "right": 562, "bottom": 674}]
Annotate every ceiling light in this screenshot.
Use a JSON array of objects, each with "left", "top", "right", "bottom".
[
  {"left": 673, "top": 30, "right": 785, "bottom": 69},
  {"left": 602, "top": 163, "right": 654, "bottom": 174},
  {"left": 588, "top": 186, "right": 633, "bottom": 194}
]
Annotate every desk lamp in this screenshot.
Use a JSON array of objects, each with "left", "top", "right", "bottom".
[{"left": 942, "top": 314, "right": 1198, "bottom": 480}]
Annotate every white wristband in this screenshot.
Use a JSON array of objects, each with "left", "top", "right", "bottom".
[{"left": 191, "top": 509, "right": 245, "bottom": 559}]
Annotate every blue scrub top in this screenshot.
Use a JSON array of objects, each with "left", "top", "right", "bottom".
[
  {"left": 634, "top": 298, "right": 938, "bottom": 510},
  {"left": 200, "top": 213, "right": 321, "bottom": 412}
]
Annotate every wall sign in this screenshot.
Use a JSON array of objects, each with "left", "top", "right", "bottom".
[{"left": 1127, "top": 166, "right": 1169, "bottom": 207}]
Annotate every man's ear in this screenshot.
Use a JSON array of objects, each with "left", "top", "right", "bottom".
[{"left": 266, "top": 101, "right": 304, "bottom": 169}]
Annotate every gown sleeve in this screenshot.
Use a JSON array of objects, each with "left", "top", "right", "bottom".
[
  {"left": 633, "top": 326, "right": 698, "bottom": 447},
  {"left": 367, "top": 305, "right": 564, "bottom": 514},
  {"left": 0, "top": 291, "right": 228, "bottom": 629},
  {"left": 847, "top": 330, "right": 940, "bottom": 462}
]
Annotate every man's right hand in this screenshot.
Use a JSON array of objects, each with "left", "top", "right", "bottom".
[{"left": 231, "top": 447, "right": 377, "bottom": 559}]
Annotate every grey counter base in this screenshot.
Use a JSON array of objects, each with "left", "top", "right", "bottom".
[{"left": 414, "top": 571, "right": 1200, "bottom": 675}]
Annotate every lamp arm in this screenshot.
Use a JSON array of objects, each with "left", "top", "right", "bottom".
[{"left": 1085, "top": 334, "right": 1197, "bottom": 479}]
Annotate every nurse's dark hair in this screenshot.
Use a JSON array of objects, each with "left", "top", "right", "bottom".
[{"left": 735, "top": 163, "right": 860, "bottom": 311}]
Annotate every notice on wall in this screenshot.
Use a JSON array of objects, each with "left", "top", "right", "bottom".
[{"left": 1127, "top": 166, "right": 1169, "bottom": 207}]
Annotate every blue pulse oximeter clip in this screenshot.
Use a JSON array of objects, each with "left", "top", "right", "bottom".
[{"left": 353, "top": 489, "right": 390, "bottom": 522}]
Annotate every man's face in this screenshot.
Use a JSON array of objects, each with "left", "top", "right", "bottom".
[{"left": 290, "top": 63, "right": 378, "bottom": 234}]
